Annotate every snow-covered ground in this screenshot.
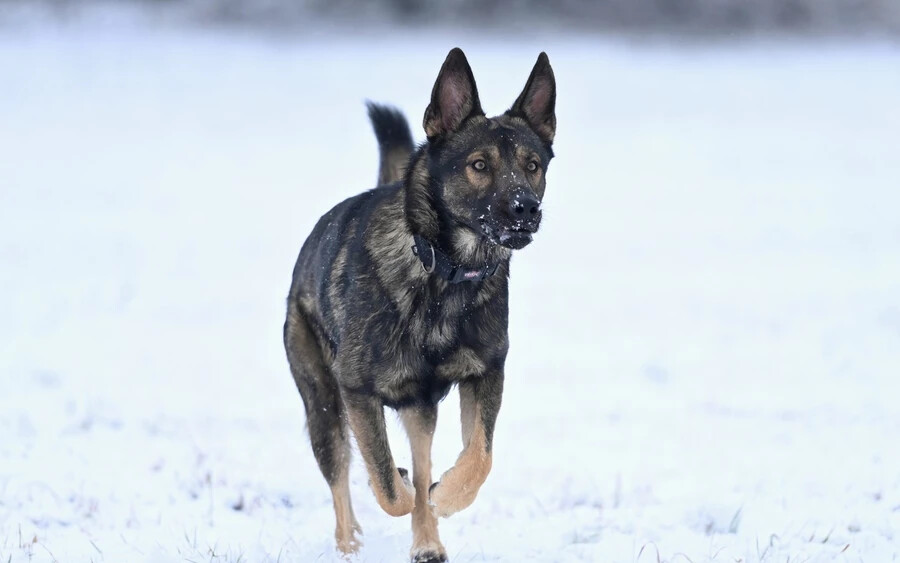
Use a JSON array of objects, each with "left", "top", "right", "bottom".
[{"left": 2, "top": 23, "right": 899, "bottom": 562}]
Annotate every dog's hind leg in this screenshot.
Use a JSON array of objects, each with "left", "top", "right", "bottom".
[
  {"left": 343, "top": 392, "right": 416, "bottom": 517},
  {"left": 401, "top": 405, "right": 447, "bottom": 563},
  {"left": 284, "top": 307, "right": 361, "bottom": 554}
]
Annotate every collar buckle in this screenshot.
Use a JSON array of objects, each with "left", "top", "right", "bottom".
[
  {"left": 412, "top": 240, "right": 436, "bottom": 274},
  {"left": 412, "top": 234, "right": 500, "bottom": 284}
]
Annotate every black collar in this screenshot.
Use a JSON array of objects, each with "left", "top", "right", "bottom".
[{"left": 412, "top": 233, "right": 500, "bottom": 284}]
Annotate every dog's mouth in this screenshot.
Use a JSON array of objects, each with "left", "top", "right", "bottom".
[{"left": 480, "top": 221, "right": 537, "bottom": 250}]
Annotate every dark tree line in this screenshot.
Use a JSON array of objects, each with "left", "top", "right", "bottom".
[{"left": 16, "top": 0, "right": 900, "bottom": 34}]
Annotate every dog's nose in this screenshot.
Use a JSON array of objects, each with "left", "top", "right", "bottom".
[{"left": 508, "top": 192, "right": 541, "bottom": 219}]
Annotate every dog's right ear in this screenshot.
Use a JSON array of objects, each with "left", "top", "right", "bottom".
[
  {"left": 508, "top": 52, "right": 556, "bottom": 145},
  {"left": 423, "top": 48, "right": 484, "bottom": 141}
]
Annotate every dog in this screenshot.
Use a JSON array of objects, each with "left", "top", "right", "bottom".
[{"left": 283, "top": 47, "right": 556, "bottom": 562}]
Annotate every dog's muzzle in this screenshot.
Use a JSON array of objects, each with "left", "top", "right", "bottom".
[{"left": 481, "top": 188, "right": 542, "bottom": 249}]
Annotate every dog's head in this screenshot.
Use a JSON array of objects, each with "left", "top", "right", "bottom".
[{"left": 423, "top": 48, "right": 556, "bottom": 251}]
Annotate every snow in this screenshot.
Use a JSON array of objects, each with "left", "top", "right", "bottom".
[{"left": 2, "top": 22, "right": 900, "bottom": 563}]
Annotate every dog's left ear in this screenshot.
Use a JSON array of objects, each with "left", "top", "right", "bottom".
[
  {"left": 424, "top": 48, "right": 484, "bottom": 141},
  {"left": 508, "top": 52, "right": 556, "bottom": 145}
]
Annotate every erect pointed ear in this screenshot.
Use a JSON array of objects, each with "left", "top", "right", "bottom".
[
  {"left": 423, "top": 48, "right": 484, "bottom": 141},
  {"left": 508, "top": 52, "right": 556, "bottom": 145}
]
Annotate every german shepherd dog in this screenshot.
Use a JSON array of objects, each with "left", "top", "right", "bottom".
[{"left": 284, "top": 48, "right": 556, "bottom": 562}]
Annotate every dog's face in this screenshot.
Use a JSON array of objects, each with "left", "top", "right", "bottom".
[{"left": 424, "top": 49, "right": 556, "bottom": 251}]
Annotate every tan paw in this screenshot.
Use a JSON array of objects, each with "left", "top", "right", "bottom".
[
  {"left": 335, "top": 514, "right": 362, "bottom": 557},
  {"left": 428, "top": 467, "right": 481, "bottom": 518},
  {"left": 371, "top": 467, "right": 416, "bottom": 517},
  {"left": 410, "top": 544, "right": 448, "bottom": 563},
  {"left": 336, "top": 530, "right": 362, "bottom": 557}
]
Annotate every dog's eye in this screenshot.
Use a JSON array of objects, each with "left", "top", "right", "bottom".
[
  {"left": 527, "top": 161, "right": 540, "bottom": 172},
  {"left": 471, "top": 159, "right": 487, "bottom": 171}
]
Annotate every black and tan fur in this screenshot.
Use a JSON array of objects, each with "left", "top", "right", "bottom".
[{"left": 284, "top": 48, "right": 556, "bottom": 562}]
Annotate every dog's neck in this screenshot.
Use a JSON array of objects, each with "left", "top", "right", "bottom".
[{"left": 403, "top": 149, "right": 511, "bottom": 269}]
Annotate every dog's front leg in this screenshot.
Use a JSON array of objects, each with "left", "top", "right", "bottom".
[
  {"left": 401, "top": 405, "right": 447, "bottom": 562},
  {"left": 344, "top": 392, "right": 416, "bottom": 517},
  {"left": 430, "top": 370, "right": 503, "bottom": 518}
]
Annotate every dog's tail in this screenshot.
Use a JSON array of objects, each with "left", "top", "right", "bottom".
[{"left": 367, "top": 102, "right": 415, "bottom": 185}]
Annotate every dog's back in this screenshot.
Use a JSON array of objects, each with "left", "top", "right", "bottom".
[{"left": 287, "top": 104, "right": 414, "bottom": 353}]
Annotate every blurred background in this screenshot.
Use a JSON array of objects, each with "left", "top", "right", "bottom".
[
  {"left": 5, "top": 0, "right": 900, "bottom": 34},
  {"left": 1, "top": 2, "right": 899, "bottom": 562}
]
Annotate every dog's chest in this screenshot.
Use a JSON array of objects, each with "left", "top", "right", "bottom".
[
  {"left": 367, "top": 280, "right": 502, "bottom": 406},
  {"left": 399, "top": 285, "right": 489, "bottom": 376},
  {"left": 420, "top": 289, "right": 471, "bottom": 352}
]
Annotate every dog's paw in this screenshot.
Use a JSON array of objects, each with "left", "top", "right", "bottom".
[
  {"left": 411, "top": 548, "right": 448, "bottom": 563},
  {"left": 335, "top": 530, "right": 362, "bottom": 557},
  {"left": 366, "top": 467, "right": 415, "bottom": 516},
  {"left": 428, "top": 468, "right": 480, "bottom": 518},
  {"left": 335, "top": 512, "right": 363, "bottom": 558}
]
